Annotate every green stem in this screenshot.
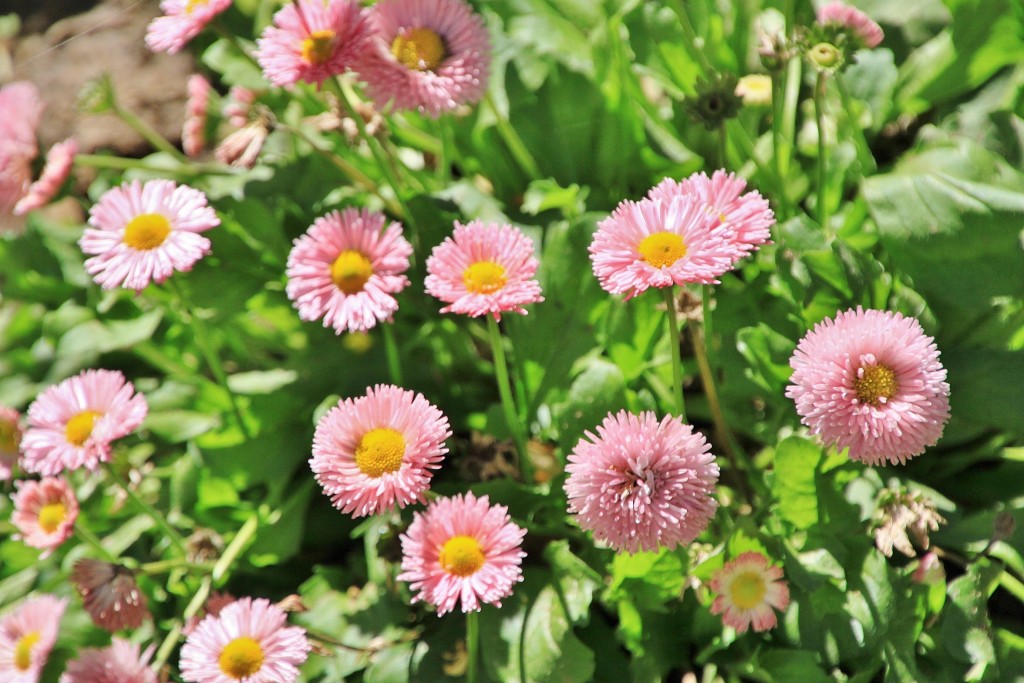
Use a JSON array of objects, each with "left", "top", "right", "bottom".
[
  {"left": 669, "top": 0, "right": 713, "bottom": 72},
  {"left": 718, "top": 124, "right": 728, "bottom": 170},
  {"left": 661, "top": 287, "right": 687, "bottom": 422},
  {"left": 74, "top": 521, "right": 119, "bottom": 563},
  {"left": 112, "top": 102, "right": 187, "bottom": 162},
  {"left": 1000, "top": 570, "right": 1024, "bottom": 604},
  {"left": 104, "top": 463, "right": 188, "bottom": 556},
  {"left": 381, "top": 323, "right": 404, "bottom": 386},
  {"left": 138, "top": 558, "right": 215, "bottom": 576},
  {"left": 483, "top": 92, "right": 542, "bottom": 181},
  {"left": 153, "top": 575, "right": 212, "bottom": 672},
  {"left": 814, "top": 71, "right": 830, "bottom": 230},
  {"left": 770, "top": 73, "right": 790, "bottom": 218},
  {"left": 486, "top": 314, "right": 532, "bottom": 483},
  {"left": 781, "top": 56, "right": 801, "bottom": 177},
  {"left": 836, "top": 75, "right": 877, "bottom": 174},
  {"left": 466, "top": 610, "right": 480, "bottom": 683},
  {"left": 213, "top": 514, "right": 259, "bottom": 582}
]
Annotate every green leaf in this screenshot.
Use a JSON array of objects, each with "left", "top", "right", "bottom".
[
  {"left": 543, "top": 540, "right": 602, "bottom": 626},
  {"left": 521, "top": 585, "right": 596, "bottom": 683},
  {"left": 771, "top": 436, "right": 823, "bottom": 530},
  {"left": 757, "top": 649, "right": 832, "bottom": 683},
  {"left": 226, "top": 369, "right": 298, "bottom": 395}
]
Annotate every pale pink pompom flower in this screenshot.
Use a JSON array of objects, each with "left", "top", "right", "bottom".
[
  {"left": 145, "top": 0, "right": 232, "bottom": 54},
  {"left": 564, "top": 410, "right": 719, "bottom": 553},
  {"left": 710, "top": 551, "right": 790, "bottom": 633},
  {"left": 255, "top": 0, "right": 373, "bottom": 88},
  {"left": 398, "top": 492, "right": 526, "bottom": 615},
  {"left": 179, "top": 597, "right": 311, "bottom": 683},
  {"left": 817, "top": 1, "right": 884, "bottom": 49},
  {"left": 59, "top": 638, "right": 157, "bottom": 683},
  {"left": 0, "top": 595, "right": 67, "bottom": 682},
  {"left": 20, "top": 369, "right": 149, "bottom": 476},
  {"left": 786, "top": 307, "right": 951, "bottom": 466},
  {"left": 311, "top": 384, "right": 451, "bottom": 517},
  {"left": 80, "top": 179, "right": 220, "bottom": 292},
  {"left": 70, "top": 559, "right": 150, "bottom": 632},
  {"left": 357, "top": 0, "right": 491, "bottom": 117},
  {"left": 13, "top": 138, "right": 77, "bottom": 216},
  {"left": 183, "top": 74, "right": 212, "bottom": 159},
  {"left": 286, "top": 208, "right": 413, "bottom": 334},
  {"left": 425, "top": 220, "right": 544, "bottom": 320},
  {"left": 11, "top": 477, "right": 79, "bottom": 558},
  {"left": 0, "top": 407, "right": 23, "bottom": 481}
]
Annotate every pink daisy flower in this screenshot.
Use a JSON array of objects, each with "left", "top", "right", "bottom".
[
  {"left": 183, "top": 74, "right": 212, "bottom": 159},
  {"left": 785, "top": 308, "right": 951, "bottom": 466},
  {"left": 816, "top": 1, "right": 884, "bottom": 49},
  {"left": 59, "top": 638, "right": 157, "bottom": 683},
  {"left": 70, "top": 559, "right": 150, "bottom": 632},
  {"left": 20, "top": 369, "right": 149, "bottom": 476},
  {"left": 179, "top": 597, "right": 310, "bottom": 683},
  {"left": 311, "top": 384, "right": 451, "bottom": 517},
  {"left": 0, "top": 406, "right": 23, "bottom": 481},
  {"left": 564, "top": 410, "right": 719, "bottom": 553},
  {"left": 145, "top": 0, "right": 232, "bottom": 55},
  {"left": 0, "top": 595, "right": 67, "bottom": 683},
  {"left": 80, "top": 179, "right": 220, "bottom": 292},
  {"left": 709, "top": 551, "right": 790, "bottom": 633},
  {"left": 286, "top": 208, "right": 413, "bottom": 334},
  {"left": 357, "top": 0, "right": 491, "bottom": 117},
  {"left": 13, "top": 138, "right": 77, "bottom": 216},
  {"left": 425, "top": 220, "right": 544, "bottom": 320},
  {"left": 11, "top": 477, "right": 79, "bottom": 558},
  {"left": 398, "top": 492, "right": 526, "bottom": 615},
  {"left": 255, "top": 0, "right": 373, "bottom": 88}
]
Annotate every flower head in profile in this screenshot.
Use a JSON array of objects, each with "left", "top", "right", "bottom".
[
  {"left": 816, "top": 1, "right": 884, "bottom": 49},
  {"left": 710, "top": 552, "right": 790, "bottom": 633},
  {"left": 398, "top": 492, "right": 526, "bottom": 615},
  {"left": 873, "top": 487, "right": 946, "bottom": 558},
  {"left": 13, "top": 138, "right": 77, "bottom": 216},
  {"left": 357, "top": 0, "right": 491, "bottom": 117},
  {"left": 287, "top": 208, "right": 413, "bottom": 334},
  {"left": 20, "top": 369, "right": 148, "bottom": 476},
  {"left": 70, "top": 559, "right": 150, "bottom": 632},
  {"left": 256, "top": 0, "right": 373, "bottom": 87},
  {"left": 0, "top": 595, "right": 67, "bottom": 682},
  {"left": 564, "top": 411, "right": 719, "bottom": 553},
  {"left": 80, "top": 179, "right": 220, "bottom": 292},
  {"left": 145, "top": 0, "right": 232, "bottom": 54},
  {"left": 59, "top": 638, "right": 157, "bottom": 683},
  {"left": 786, "top": 308, "right": 951, "bottom": 465},
  {"left": 179, "top": 597, "right": 310, "bottom": 683},
  {"left": 183, "top": 74, "right": 212, "bottom": 159},
  {"left": 311, "top": 384, "right": 451, "bottom": 517},
  {"left": 0, "top": 81, "right": 44, "bottom": 232},
  {"left": 0, "top": 407, "right": 23, "bottom": 481},
  {"left": 11, "top": 477, "right": 79, "bottom": 558},
  {"left": 425, "top": 220, "right": 544, "bottom": 320}
]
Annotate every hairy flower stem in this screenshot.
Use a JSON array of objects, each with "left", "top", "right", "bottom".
[
  {"left": 153, "top": 575, "right": 212, "bottom": 672},
  {"left": 662, "top": 287, "right": 688, "bottom": 422},
  {"left": 381, "top": 323, "right": 404, "bottom": 386},
  {"left": 74, "top": 521, "right": 119, "bottom": 563},
  {"left": 466, "top": 610, "right": 480, "bottom": 683},
  {"left": 484, "top": 92, "right": 542, "bottom": 181},
  {"left": 104, "top": 463, "right": 188, "bottom": 556},
  {"left": 486, "top": 314, "right": 533, "bottom": 483},
  {"left": 814, "top": 71, "right": 830, "bottom": 230},
  {"left": 770, "top": 74, "right": 790, "bottom": 218},
  {"left": 669, "top": 0, "right": 713, "bottom": 72},
  {"left": 112, "top": 100, "right": 187, "bottom": 162}
]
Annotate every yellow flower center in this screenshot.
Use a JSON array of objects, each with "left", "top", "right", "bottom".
[
  {"left": 219, "top": 636, "right": 265, "bottom": 679},
  {"left": 854, "top": 364, "right": 898, "bottom": 406},
  {"left": 123, "top": 213, "right": 172, "bottom": 251},
  {"left": 354, "top": 428, "right": 406, "bottom": 478},
  {"left": 38, "top": 502, "right": 67, "bottom": 534},
  {"left": 185, "top": 0, "right": 209, "bottom": 13},
  {"left": 0, "top": 419, "right": 17, "bottom": 451},
  {"left": 301, "top": 29, "right": 338, "bottom": 65},
  {"left": 439, "top": 535, "right": 486, "bottom": 577},
  {"left": 65, "top": 410, "right": 101, "bottom": 446},
  {"left": 638, "top": 232, "right": 687, "bottom": 268},
  {"left": 14, "top": 631, "right": 41, "bottom": 671},
  {"left": 730, "top": 571, "right": 767, "bottom": 610},
  {"left": 390, "top": 27, "right": 447, "bottom": 71},
  {"left": 330, "top": 250, "right": 373, "bottom": 295},
  {"left": 462, "top": 261, "right": 507, "bottom": 295}
]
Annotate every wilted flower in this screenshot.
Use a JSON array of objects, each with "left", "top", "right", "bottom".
[
  {"left": 873, "top": 488, "right": 946, "bottom": 558},
  {"left": 0, "top": 407, "right": 22, "bottom": 481},
  {"left": 59, "top": 638, "right": 157, "bottom": 683},
  {"left": 70, "top": 559, "right": 150, "bottom": 632},
  {"left": 215, "top": 115, "right": 271, "bottom": 169},
  {"left": 145, "top": 0, "right": 232, "bottom": 54},
  {"left": 11, "top": 477, "right": 79, "bottom": 558},
  {"left": 682, "top": 72, "right": 742, "bottom": 130},
  {"left": 0, "top": 595, "right": 67, "bottom": 681},
  {"left": 710, "top": 552, "right": 790, "bottom": 633}
]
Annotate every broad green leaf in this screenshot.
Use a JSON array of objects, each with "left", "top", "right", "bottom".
[{"left": 772, "top": 436, "right": 823, "bottom": 530}]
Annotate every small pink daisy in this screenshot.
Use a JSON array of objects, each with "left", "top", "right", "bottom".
[
  {"left": 564, "top": 410, "right": 719, "bottom": 553},
  {"left": 183, "top": 74, "right": 212, "bottom": 159},
  {"left": 70, "top": 559, "right": 150, "bottom": 632},
  {"left": 80, "top": 179, "right": 220, "bottom": 292},
  {"left": 425, "top": 220, "right": 544, "bottom": 320},
  {"left": 311, "top": 384, "right": 451, "bottom": 517},
  {"left": 0, "top": 594, "right": 67, "bottom": 683},
  {"left": 179, "top": 597, "right": 310, "bottom": 683},
  {"left": 20, "top": 369, "right": 149, "bottom": 476},
  {"left": 398, "top": 492, "right": 526, "bottom": 615},
  {"left": 255, "top": 0, "right": 373, "bottom": 88},
  {"left": 710, "top": 551, "right": 790, "bottom": 633},
  {"left": 785, "top": 308, "right": 951, "bottom": 465},
  {"left": 816, "top": 1, "right": 884, "bottom": 49},
  {"left": 357, "top": 0, "right": 491, "bottom": 117},
  {"left": 59, "top": 638, "right": 157, "bottom": 683},
  {"left": 11, "top": 477, "right": 79, "bottom": 558},
  {"left": 13, "top": 138, "right": 77, "bottom": 216},
  {"left": 0, "top": 406, "right": 23, "bottom": 481},
  {"left": 286, "top": 208, "right": 413, "bottom": 334},
  {"left": 145, "top": 0, "right": 232, "bottom": 55}
]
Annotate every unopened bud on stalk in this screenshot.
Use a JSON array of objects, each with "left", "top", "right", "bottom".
[{"left": 807, "top": 42, "right": 843, "bottom": 71}]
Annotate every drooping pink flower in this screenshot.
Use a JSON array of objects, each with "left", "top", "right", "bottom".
[
  {"left": 59, "top": 638, "right": 157, "bottom": 683},
  {"left": 11, "top": 477, "right": 79, "bottom": 558},
  {"left": 13, "top": 138, "right": 77, "bottom": 216},
  {"left": 183, "top": 74, "right": 212, "bottom": 159},
  {"left": 425, "top": 220, "right": 544, "bottom": 320},
  {"left": 0, "top": 407, "right": 23, "bottom": 481},
  {"left": 145, "top": 0, "right": 232, "bottom": 55},
  {"left": 357, "top": 0, "right": 491, "bottom": 117},
  {"left": 256, "top": 0, "right": 373, "bottom": 88},
  {"left": 564, "top": 410, "right": 719, "bottom": 553},
  {"left": 70, "top": 559, "right": 150, "bottom": 632},
  {"left": 79, "top": 179, "right": 220, "bottom": 292},
  {"left": 311, "top": 384, "right": 451, "bottom": 517},
  {"left": 398, "top": 492, "right": 526, "bottom": 615},
  {"left": 179, "top": 597, "right": 310, "bottom": 683},
  {"left": 816, "top": 1, "right": 884, "bottom": 49},
  {"left": 709, "top": 551, "right": 790, "bottom": 633},
  {"left": 20, "top": 369, "right": 148, "bottom": 476},
  {"left": 0, "top": 595, "right": 67, "bottom": 683},
  {"left": 0, "top": 81, "right": 44, "bottom": 232},
  {"left": 215, "top": 118, "right": 270, "bottom": 169},
  {"left": 223, "top": 86, "right": 258, "bottom": 129},
  {"left": 786, "top": 308, "right": 951, "bottom": 466},
  {"left": 286, "top": 208, "right": 413, "bottom": 334}
]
